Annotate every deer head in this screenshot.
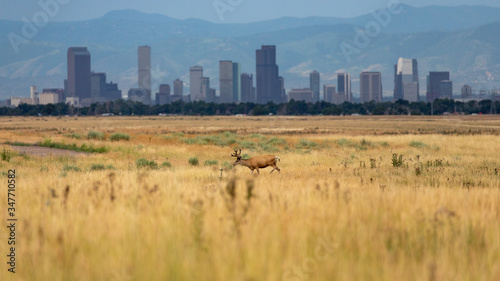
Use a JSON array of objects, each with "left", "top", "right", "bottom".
[{"left": 231, "top": 149, "right": 242, "bottom": 166}]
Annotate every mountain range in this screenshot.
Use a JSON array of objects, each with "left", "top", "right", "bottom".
[{"left": 0, "top": 4, "right": 499, "bottom": 100}]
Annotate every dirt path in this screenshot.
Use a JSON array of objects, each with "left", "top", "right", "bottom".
[{"left": 8, "top": 145, "right": 89, "bottom": 157}]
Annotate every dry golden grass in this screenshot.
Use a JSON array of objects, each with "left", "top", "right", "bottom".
[{"left": 0, "top": 116, "right": 500, "bottom": 281}]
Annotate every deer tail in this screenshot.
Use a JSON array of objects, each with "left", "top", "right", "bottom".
[{"left": 275, "top": 156, "right": 280, "bottom": 162}]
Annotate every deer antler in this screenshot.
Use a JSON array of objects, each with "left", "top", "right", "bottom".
[{"left": 231, "top": 149, "right": 242, "bottom": 158}]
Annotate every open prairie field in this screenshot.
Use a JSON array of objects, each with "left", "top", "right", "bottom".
[{"left": 1, "top": 115, "right": 500, "bottom": 281}]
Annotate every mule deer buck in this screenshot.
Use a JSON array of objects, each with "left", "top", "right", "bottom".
[{"left": 231, "top": 149, "right": 281, "bottom": 174}]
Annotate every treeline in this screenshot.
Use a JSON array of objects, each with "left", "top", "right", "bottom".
[{"left": 0, "top": 98, "right": 499, "bottom": 116}]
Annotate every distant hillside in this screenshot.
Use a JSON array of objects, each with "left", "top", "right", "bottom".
[{"left": 0, "top": 5, "right": 499, "bottom": 99}]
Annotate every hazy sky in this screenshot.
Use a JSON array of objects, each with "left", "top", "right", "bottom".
[{"left": 1, "top": 0, "right": 500, "bottom": 23}]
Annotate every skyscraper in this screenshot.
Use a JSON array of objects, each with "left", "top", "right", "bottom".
[
  {"left": 426, "top": 72, "right": 450, "bottom": 102},
  {"left": 256, "top": 45, "right": 282, "bottom": 104},
  {"left": 241, "top": 73, "right": 255, "bottom": 103},
  {"left": 208, "top": 89, "right": 217, "bottom": 103},
  {"left": 394, "top": 58, "right": 419, "bottom": 102},
  {"left": 310, "top": 71, "right": 320, "bottom": 102},
  {"left": 67, "top": 47, "right": 91, "bottom": 99},
  {"left": 89, "top": 73, "right": 122, "bottom": 102},
  {"left": 323, "top": 85, "right": 336, "bottom": 103},
  {"left": 232, "top": 62, "right": 241, "bottom": 102},
  {"left": 138, "top": 46, "right": 151, "bottom": 105},
  {"left": 360, "top": 72, "right": 382, "bottom": 103},
  {"left": 440, "top": 80, "right": 453, "bottom": 99},
  {"left": 462, "top": 85, "right": 472, "bottom": 99},
  {"left": 279, "top": 76, "right": 286, "bottom": 102},
  {"left": 190, "top": 66, "right": 203, "bottom": 101},
  {"left": 30, "top": 86, "right": 38, "bottom": 100},
  {"left": 288, "top": 89, "right": 313, "bottom": 103},
  {"left": 105, "top": 82, "right": 122, "bottom": 100},
  {"left": 200, "top": 77, "right": 211, "bottom": 102},
  {"left": 174, "top": 79, "right": 183, "bottom": 96},
  {"left": 337, "top": 73, "right": 352, "bottom": 102},
  {"left": 219, "top": 61, "right": 234, "bottom": 103},
  {"left": 156, "top": 84, "right": 170, "bottom": 105},
  {"left": 90, "top": 72, "right": 106, "bottom": 99}
]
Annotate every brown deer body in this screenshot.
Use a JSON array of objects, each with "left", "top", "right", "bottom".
[{"left": 231, "top": 149, "right": 281, "bottom": 174}]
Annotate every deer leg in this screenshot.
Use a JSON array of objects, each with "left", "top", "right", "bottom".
[
  {"left": 256, "top": 169, "right": 260, "bottom": 175},
  {"left": 270, "top": 165, "right": 280, "bottom": 174}
]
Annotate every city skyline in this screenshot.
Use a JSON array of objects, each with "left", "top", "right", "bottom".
[
  {"left": 1, "top": 4, "right": 499, "bottom": 102},
  {"left": 8, "top": 44, "right": 495, "bottom": 106}
]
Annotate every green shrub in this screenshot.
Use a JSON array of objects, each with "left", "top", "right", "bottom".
[
  {"left": 337, "top": 138, "right": 355, "bottom": 147},
  {"left": 189, "top": 157, "right": 199, "bottom": 166},
  {"left": 259, "top": 142, "right": 279, "bottom": 152},
  {"left": 172, "top": 132, "right": 185, "bottom": 137},
  {"left": 392, "top": 153, "right": 405, "bottom": 168},
  {"left": 409, "top": 141, "right": 427, "bottom": 148},
  {"left": 1, "top": 148, "right": 12, "bottom": 162},
  {"left": 240, "top": 141, "right": 256, "bottom": 150},
  {"left": 87, "top": 130, "right": 105, "bottom": 140},
  {"left": 37, "top": 139, "right": 108, "bottom": 154},
  {"left": 90, "top": 164, "right": 115, "bottom": 171},
  {"left": 136, "top": 158, "right": 158, "bottom": 169},
  {"left": 204, "top": 160, "right": 218, "bottom": 166},
  {"left": 109, "top": 133, "right": 130, "bottom": 141},
  {"left": 226, "top": 138, "right": 237, "bottom": 146},
  {"left": 161, "top": 161, "right": 172, "bottom": 168},
  {"left": 63, "top": 164, "right": 81, "bottom": 172},
  {"left": 6, "top": 141, "right": 31, "bottom": 147},
  {"left": 268, "top": 137, "right": 287, "bottom": 145},
  {"left": 296, "top": 139, "right": 318, "bottom": 149},
  {"left": 222, "top": 131, "right": 236, "bottom": 138}
]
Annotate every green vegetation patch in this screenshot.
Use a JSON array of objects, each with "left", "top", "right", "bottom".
[
  {"left": 109, "top": 133, "right": 130, "bottom": 141},
  {"left": 189, "top": 157, "right": 199, "bottom": 166},
  {"left": 62, "top": 164, "right": 81, "bottom": 172},
  {"left": 136, "top": 158, "right": 158, "bottom": 169},
  {"left": 89, "top": 164, "right": 115, "bottom": 171},
  {"left": 409, "top": 140, "right": 428, "bottom": 148},
  {"left": 161, "top": 161, "right": 172, "bottom": 168},
  {"left": 87, "top": 130, "right": 105, "bottom": 140},
  {"left": 204, "top": 160, "right": 219, "bottom": 166},
  {"left": 38, "top": 139, "right": 109, "bottom": 154}
]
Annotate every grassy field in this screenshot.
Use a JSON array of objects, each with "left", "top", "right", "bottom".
[{"left": 0, "top": 116, "right": 499, "bottom": 281}]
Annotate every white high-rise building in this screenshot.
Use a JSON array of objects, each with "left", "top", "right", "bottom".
[{"left": 394, "top": 57, "right": 419, "bottom": 102}]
